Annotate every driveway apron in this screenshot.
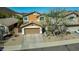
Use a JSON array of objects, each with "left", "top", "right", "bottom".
[{"left": 21, "top": 34, "right": 43, "bottom": 49}]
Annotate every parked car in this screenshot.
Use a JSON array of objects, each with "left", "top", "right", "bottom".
[
  {"left": 0, "top": 25, "right": 9, "bottom": 40},
  {"left": 74, "top": 29, "right": 79, "bottom": 34}
]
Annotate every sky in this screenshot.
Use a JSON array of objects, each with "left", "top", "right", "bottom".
[{"left": 9, "top": 7, "right": 79, "bottom": 13}]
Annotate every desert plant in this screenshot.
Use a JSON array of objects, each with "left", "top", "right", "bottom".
[{"left": 46, "top": 9, "right": 68, "bottom": 36}]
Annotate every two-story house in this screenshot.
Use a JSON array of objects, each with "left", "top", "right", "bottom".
[
  {"left": 21, "top": 12, "right": 46, "bottom": 34},
  {"left": 64, "top": 12, "right": 79, "bottom": 32},
  {"left": 49, "top": 12, "right": 79, "bottom": 33}
]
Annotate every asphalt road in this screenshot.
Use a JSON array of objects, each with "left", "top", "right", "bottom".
[{"left": 21, "top": 43, "right": 79, "bottom": 51}]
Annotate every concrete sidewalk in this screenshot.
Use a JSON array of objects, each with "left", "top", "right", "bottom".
[
  {"left": 22, "top": 43, "right": 79, "bottom": 51},
  {"left": 21, "top": 38, "right": 79, "bottom": 50},
  {"left": 3, "top": 38, "right": 79, "bottom": 51}
]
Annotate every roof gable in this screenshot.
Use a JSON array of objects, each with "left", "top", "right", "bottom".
[
  {"left": 64, "top": 12, "right": 79, "bottom": 17},
  {"left": 0, "top": 18, "right": 18, "bottom": 26},
  {"left": 20, "top": 23, "right": 41, "bottom": 28},
  {"left": 23, "top": 11, "right": 41, "bottom": 16}
]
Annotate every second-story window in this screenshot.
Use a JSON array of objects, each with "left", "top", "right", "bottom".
[
  {"left": 40, "top": 16, "right": 45, "bottom": 21},
  {"left": 24, "top": 16, "right": 28, "bottom": 20},
  {"left": 68, "top": 16, "right": 75, "bottom": 20}
]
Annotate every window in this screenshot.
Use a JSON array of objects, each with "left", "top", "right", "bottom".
[
  {"left": 24, "top": 16, "right": 28, "bottom": 20},
  {"left": 68, "top": 16, "right": 75, "bottom": 20},
  {"left": 40, "top": 16, "right": 45, "bottom": 21}
]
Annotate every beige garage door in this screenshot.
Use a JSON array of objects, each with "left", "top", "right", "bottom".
[{"left": 24, "top": 28, "right": 40, "bottom": 34}]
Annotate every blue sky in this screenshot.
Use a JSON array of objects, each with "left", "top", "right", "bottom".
[{"left": 9, "top": 7, "right": 79, "bottom": 13}]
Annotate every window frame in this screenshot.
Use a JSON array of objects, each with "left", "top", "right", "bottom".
[
  {"left": 40, "top": 16, "right": 45, "bottom": 21},
  {"left": 68, "top": 16, "right": 75, "bottom": 20},
  {"left": 23, "top": 16, "right": 29, "bottom": 21}
]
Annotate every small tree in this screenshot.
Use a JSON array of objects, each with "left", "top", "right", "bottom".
[
  {"left": 46, "top": 9, "right": 67, "bottom": 36},
  {"left": 15, "top": 14, "right": 23, "bottom": 27},
  {"left": 0, "top": 12, "right": 13, "bottom": 18}
]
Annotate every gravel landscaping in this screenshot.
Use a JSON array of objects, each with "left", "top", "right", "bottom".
[{"left": 43, "top": 34, "right": 79, "bottom": 42}]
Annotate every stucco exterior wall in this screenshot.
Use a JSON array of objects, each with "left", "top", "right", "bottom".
[
  {"left": 67, "top": 26, "right": 79, "bottom": 32},
  {"left": 65, "top": 14, "right": 79, "bottom": 25},
  {"left": 23, "top": 13, "right": 40, "bottom": 24}
]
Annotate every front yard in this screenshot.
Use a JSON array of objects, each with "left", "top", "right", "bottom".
[
  {"left": 1, "top": 33, "right": 79, "bottom": 50},
  {"left": 43, "top": 34, "right": 79, "bottom": 42},
  {"left": 0, "top": 33, "right": 23, "bottom": 47}
]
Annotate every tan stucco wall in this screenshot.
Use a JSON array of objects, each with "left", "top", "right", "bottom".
[{"left": 28, "top": 13, "right": 40, "bottom": 23}]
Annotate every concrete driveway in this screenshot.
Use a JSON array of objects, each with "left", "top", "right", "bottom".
[{"left": 22, "top": 34, "right": 43, "bottom": 49}]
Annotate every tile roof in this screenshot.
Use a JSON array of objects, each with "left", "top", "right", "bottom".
[
  {"left": 64, "top": 12, "right": 79, "bottom": 17},
  {"left": 23, "top": 11, "right": 41, "bottom": 16},
  {"left": 0, "top": 18, "right": 18, "bottom": 26}
]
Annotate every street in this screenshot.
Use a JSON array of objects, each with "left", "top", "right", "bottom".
[{"left": 22, "top": 43, "right": 79, "bottom": 51}]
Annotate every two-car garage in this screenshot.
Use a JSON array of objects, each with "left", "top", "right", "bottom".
[
  {"left": 24, "top": 28, "right": 41, "bottom": 34},
  {"left": 21, "top": 23, "right": 42, "bottom": 35}
]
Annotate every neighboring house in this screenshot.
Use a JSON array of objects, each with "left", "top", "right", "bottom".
[
  {"left": 45, "top": 12, "right": 79, "bottom": 33},
  {"left": 0, "top": 18, "right": 18, "bottom": 36},
  {"left": 21, "top": 12, "right": 46, "bottom": 35},
  {"left": 64, "top": 12, "right": 79, "bottom": 33},
  {"left": 64, "top": 12, "right": 79, "bottom": 25}
]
